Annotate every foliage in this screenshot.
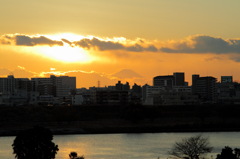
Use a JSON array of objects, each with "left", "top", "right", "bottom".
[
  {"left": 169, "top": 135, "right": 213, "bottom": 159},
  {"left": 12, "top": 126, "right": 59, "bottom": 159},
  {"left": 69, "top": 152, "right": 85, "bottom": 159},
  {"left": 216, "top": 146, "right": 240, "bottom": 159}
]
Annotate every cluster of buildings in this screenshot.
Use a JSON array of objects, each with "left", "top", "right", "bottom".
[
  {"left": 0, "top": 75, "right": 76, "bottom": 106},
  {"left": 1, "top": 72, "right": 240, "bottom": 106}
]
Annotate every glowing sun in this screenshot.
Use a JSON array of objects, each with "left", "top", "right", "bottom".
[
  {"left": 38, "top": 45, "right": 92, "bottom": 63},
  {"left": 34, "top": 33, "right": 94, "bottom": 63}
]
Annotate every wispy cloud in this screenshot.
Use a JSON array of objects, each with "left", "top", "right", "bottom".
[
  {"left": 38, "top": 69, "right": 96, "bottom": 77},
  {"left": 0, "top": 67, "right": 37, "bottom": 77},
  {"left": 37, "top": 69, "right": 146, "bottom": 87}
]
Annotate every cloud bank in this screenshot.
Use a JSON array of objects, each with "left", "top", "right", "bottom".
[
  {"left": 74, "top": 37, "right": 158, "bottom": 52},
  {"left": 1, "top": 34, "right": 240, "bottom": 54},
  {"left": 160, "top": 35, "right": 240, "bottom": 54},
  {"left": 1, "top": 34, "right": 63, "bottom": 46}
]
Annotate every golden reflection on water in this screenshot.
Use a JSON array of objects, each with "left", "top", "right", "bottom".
[
  {"left": 55, "top": 137, "right": 89, "bottom": 159},
  {"left": 1, "top": 133, "right": 240, "bottom": 159}
]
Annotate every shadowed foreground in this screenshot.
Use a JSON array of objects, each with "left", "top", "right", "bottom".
[{"left": 1, "top": 104, "right": 240, "bottom": 136}]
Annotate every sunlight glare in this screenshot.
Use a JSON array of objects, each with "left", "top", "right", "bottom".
[
  {"left": 38, "top": 45, "right": 92, "bottom": 63},
  {"left": 46, "top": 33, "right": 85, "bottom": 41}
]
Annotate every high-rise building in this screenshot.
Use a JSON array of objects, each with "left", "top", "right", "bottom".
[
  {"left": 56, "top": 76, "right": 76, "bottom": 97},
  {"left": 192, "top": 74, "right": 200, "bottom": 95},
  {"left": 173, "top": 72, "right": 185, "bottom": 86},
  {"left": 0, "top": 75, "right": 15, "bottom": 95},
  {"left": 0, "top": 75, "right": 37, "bottom": 106},
  {"left": 192, "top": 75, "right": 217, "bottom": 103},
  {"left": 0, "top": 75, "right": 33, "bottom": 95},
  {"left": 31, "top": 75, "right": 76, "bottom": 98},
  {"left": 153, "top": 72, "right": 185, "bottom": 87},
  {"left": 153, "top": 75, "right": 174, "bottom": 87},
  {"left": 31, "top": 75, "right": 56, "bottom": 96}
]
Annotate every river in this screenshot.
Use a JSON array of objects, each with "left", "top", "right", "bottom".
[{"left": 0, "top": 132, "right": 240, "bottom": 159}]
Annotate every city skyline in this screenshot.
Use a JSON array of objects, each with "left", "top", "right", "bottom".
[
  {"left": 1, "top": 72, "right": 237, "bottom": 106},
  {"left": 1, "top": 0, "right": 240, "bottom": 88}
]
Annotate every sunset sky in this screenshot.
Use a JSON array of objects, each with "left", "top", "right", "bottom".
[{"left": 1, "top": 0, "right": 240, "bottom": 88}]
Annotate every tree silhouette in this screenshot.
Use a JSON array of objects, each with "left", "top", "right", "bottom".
[
  {"left": 234, "top": 148, "right": 240, "bottom": 159},
  {"left": 12, "top": 126, "right": 59, "bottom": 159},
  {"left": 69, "top": 152, "right": 85, "bottom": 159},
  {"left": 169, "top": 135, "right": 213, "bottom": 159},
  {"left": 216, "top": 146, "right": 240, "bottom": 159}
]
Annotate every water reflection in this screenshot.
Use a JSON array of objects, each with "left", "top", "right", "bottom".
[{"left": 1, "top": 132, "right": 240, "bottom": 159}]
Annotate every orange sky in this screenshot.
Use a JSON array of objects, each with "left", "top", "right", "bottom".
[{"left": 1, "top": 1, "right": 240, "bottom": 88}]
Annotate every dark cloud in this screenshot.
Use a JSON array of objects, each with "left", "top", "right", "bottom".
[
  {"left": 160, "top": 35, "right": 240, "bottom": 54},
  {"left": 2, "top": 34, "right": 240, "bottom": 55},
  {"left": 61, "top": 38, "right": 73, "bottom": 46},
  {"left": 146, "top": 45, "right": 158, "bottom": 52},
  {"left": 15, "top": 35, "right": 63, "bottom": 46},
  {"left": 75, "top": 38, "right": 124, "bottom": 50},
  {"left": 74, "top": 38, "right": 158, "bottom": 52}
]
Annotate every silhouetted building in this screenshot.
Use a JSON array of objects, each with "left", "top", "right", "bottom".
[
  {"left": 130, "top": 83, "right": 142, "bottom": 104},
  {"left": 192, "top": 74, "right": 200, "bottom": 95},
  {"left": 221, "top": 76, "right": 233, "bottom": 83},
  {"left": 115, "top": 81, "right": 130, "bottom": 91},
  {"left": 153, "top": 72, "right": 186, "bottom": 88},
  {"left": 153, "top": 75, "right": 174, "bottom": 88},
  {"left": 142, "top": 84, "right": 165, "bottom": 105},
  {"left": 192, "top": 75, "right": 217, "bottom": 103},
  {"left": 0, "top": 75, "right": 16, "bottom": 95},
  {"left": 32, "top": 75, "right": 76, "bottom": 98},
  {"left": 95, "top": 90, "right": 129, "bottom": 105},
  {"left": 32, "top": 76, "right": 57, "bottom": 96},
  {"left": 0, "top": 75, "right": 37, "bottom": 106},
  {"left": 142, "top": 84, "right": 198, "bottom": 105},
  {"left": 217, "top": 76, "right": 240, "bottom": 104},
  {"left": 132, "top": 83, "right": 142, "bottom": 95},
  {"left": 56, "top": 76, "right": 76, "bottom": 98},
  {"left": 173, "top": 72, "right": 185, "bottom": 86}
]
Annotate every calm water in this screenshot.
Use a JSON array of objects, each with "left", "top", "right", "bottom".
[{"left": 1, "top": 132, "right": 240, "bottom": 159}]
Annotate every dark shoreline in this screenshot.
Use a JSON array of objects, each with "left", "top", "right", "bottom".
[
  {"left": 1, "top": 104, "right": 240, "bottom": 137},
  {"left": 1, "top": 120, "right": 240, "bottom": 137}
]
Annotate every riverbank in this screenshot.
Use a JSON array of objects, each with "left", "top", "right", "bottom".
[{"left": 1, "top": 104, "right": 240, "bottom": 136}]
